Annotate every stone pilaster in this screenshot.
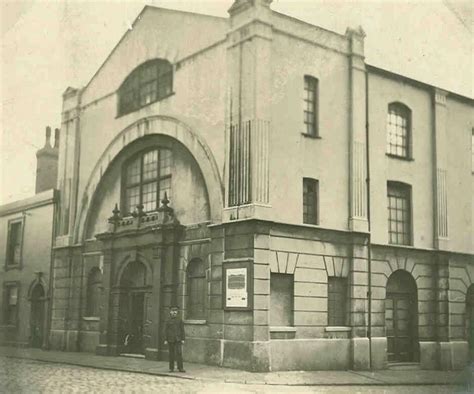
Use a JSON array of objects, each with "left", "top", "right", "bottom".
[
  {"left": 348, "top": 234, "right": 370, "bottom": 370},
  {"left": 346, "top": 27, "right": 368, "bottom": 233},
  {"left": 56, "top": 87, "right": 82, "bottom": 247},
  {"left": 225, "top": 0, "right": 272, "bottom": 221},
  {"left": 96, "top": 247, "right": 113, "bottom": 356},
  {"left": 432, "top": 89, "right": 449, "bottom": 250},
  {"left": 436, "top": 256, "right": 450, "bottom": 342},
  {"left": 145, "top": 244, "right": 163, "bottom": 360}
]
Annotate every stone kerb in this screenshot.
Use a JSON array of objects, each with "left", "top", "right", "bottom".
[{"left": 74, "top": 116, "right": 224, "bottom": 243}]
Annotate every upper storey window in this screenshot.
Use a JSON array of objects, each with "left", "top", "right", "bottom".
[
  {"left": 386, "top": 103, "right": 411, "bottom": 158},
  {"left": 122, "top": 148, "right": 172, "bottom": 215},
  {"left": 387, "top": 181, "right": 412, "bottom": 246},
  {"left": 304, "top": 76, "right": 319, "bottom": 137},
  {"left": 118, "top": 59, "right": 173, "bottom": 116},
  {"left": 303, "top": 178, "right": 319, "bottom": 225},
  {"left": 5, "top": 219, "right": 23, "bottom": 269}
]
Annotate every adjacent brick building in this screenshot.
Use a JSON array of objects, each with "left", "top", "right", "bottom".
[{"left": 3, "top": 0, "right": 473, "bottom": 372}]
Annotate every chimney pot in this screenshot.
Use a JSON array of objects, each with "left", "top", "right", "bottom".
[
  {"left": 54, "top": 128, "right": 60, "bottom": 148},
  {"left": 45, "top": 126, "right": 52, "bottom": 147}
]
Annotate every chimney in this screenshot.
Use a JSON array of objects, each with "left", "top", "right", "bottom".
[{"left": 35, "top": 126, "right": 59, "bottom": 194}]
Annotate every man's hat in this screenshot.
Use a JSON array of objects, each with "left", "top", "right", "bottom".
[{"left": 170, "top": 305, "right": 179, "bottom": 310}]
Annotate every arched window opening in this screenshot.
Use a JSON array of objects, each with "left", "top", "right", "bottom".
[
  {"left": 122, "top": 148, "right": 172, "bottom": 215},
  {"left": 118, "top": 59, "right": 173, "bottom": 116},
  {"left": 186, "top": 259, "right": 207, "bottom": 320},
  {"left": 86, "top": 268, "right": 102, "bottom": 317},
  {"left": 387, "top": 102, "right": 411, "bottom": 158}
]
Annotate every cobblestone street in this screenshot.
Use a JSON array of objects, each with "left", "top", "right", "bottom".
[{"left": 0, "top": 357, "right": 465, "bottom": 394}]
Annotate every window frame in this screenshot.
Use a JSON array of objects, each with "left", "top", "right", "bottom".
[
  {"left": 85, "top": 267, "right": 102, "bottom": 318},
  {"left": 303, "top": 75, "right": 319, "bottom": 138},
  {"left": 5, "top": 217, "right": 24, "bottom": 270},
  {"left": 387, "top": 181, "right": 413, "bottom": 246},
  {"left": 327, "top": 277, "right": 348, "bottom": 327},
  {"left": 303, "top": 178, "right": 319, "bottom": 225},
  {"left": 386, "top": 102, "right": 412, "bottom": 160},
  {"left": 186, "top": 258, "right": 207, "bottom": 321},
  {"left": 117, "top": 59, "right": 173, "bottom": 117},
  {"left": 2, "top": 281, "right": 20, "bottom": 327},
  {"left": 121, "top": 147, "right": 172, "bottom": 216}
]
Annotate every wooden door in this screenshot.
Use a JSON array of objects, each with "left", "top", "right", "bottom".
[
  {"left": 386, "top": 294, "right": 415, "bottom": 362},
  {"left": 386, "top": 270, "right": 418, "bottom": 362},
  {"left": 127, "top": 292, "right": 145, "bottom": 354},
  {"left": 30, "top": 285, "right": 45, "bottom": 348}
]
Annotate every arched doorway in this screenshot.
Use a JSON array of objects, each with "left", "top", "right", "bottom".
[
  {"left": 385, "top": 270, "right": 418, "bottom": 362},
  {"left": 30, "top": 284, "right": 46, "bottom": 348},
  {"left": 466, "top": 285, "right": 474, "bottom": 360},
  {"left": 118, "top": 261, "right": 148, "bottom": 355}
]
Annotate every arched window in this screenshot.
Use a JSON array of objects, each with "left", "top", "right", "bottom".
[
  {"left": 86, "top": 268, "right": 102, "bottom": 317},
  {"left": 122, "top": 148, "right": 172, "bottom": 215},
  {"left": 118, "top": 59, "right": 173, "bottom": 116},
  {"left": 387, "top": 103, "right": 411, "bottom": 158},
  {"left": 186, "top": 259, "right": 207, "bottom": 320}
]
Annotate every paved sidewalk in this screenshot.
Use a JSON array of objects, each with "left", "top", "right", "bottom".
[{"left": 0, "top": 346, "right": 471, "bottom": 387}]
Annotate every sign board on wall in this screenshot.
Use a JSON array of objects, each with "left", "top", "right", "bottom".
[{"left": 223, "top": 260, "right": 253, "bottom": 310}]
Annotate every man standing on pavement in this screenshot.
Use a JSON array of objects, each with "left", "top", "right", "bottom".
[{"left": 164, "top": 305, "right": 186, "bottom": 372}]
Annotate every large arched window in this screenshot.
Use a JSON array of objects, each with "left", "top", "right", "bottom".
[
  {"left": 186, "top": 259, "right": 207, "bottom": 320},
  {"left": 122, "top": 148, "right": 172, "bottom": 215},
  {"left": 118, "top": 59, "right": 173, "bottom": 116},
  {"left": 86, "top": 268, "right": 102, "bottom": 317},
  {"left": 387, "top": 102, "right": 411, "bottom": 158}
]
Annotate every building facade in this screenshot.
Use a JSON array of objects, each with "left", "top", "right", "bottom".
[
  {"left": 0, "top": 128, "right": 59, "bottom": 348},
  {"left": 7, "top": 0, "right": 472, "bottom": 371}
]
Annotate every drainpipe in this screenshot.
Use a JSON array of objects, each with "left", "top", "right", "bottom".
[{"left": 365, "top": 70, "right": 373, "bottom": 369}]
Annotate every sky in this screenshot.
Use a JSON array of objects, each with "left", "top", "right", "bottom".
[{"left": 0, "top": 0, "right": 472, "bottom": 205}]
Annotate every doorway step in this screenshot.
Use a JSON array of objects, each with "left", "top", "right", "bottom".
[
  {"left": 387, "top": 362, "right": 420, "bottom": 370},
  {"left": 119, "top": 353, "right": 145, "bottom": 359}
]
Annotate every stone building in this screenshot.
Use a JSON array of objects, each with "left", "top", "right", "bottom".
[
  {"left": 41, "top": 0, "right": 474, "bottom": 371},
  {"left": 0, "top": 127, "right": 59, "bottom": 348}
]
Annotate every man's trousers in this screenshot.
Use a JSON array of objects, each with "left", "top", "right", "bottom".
[{"left": 168, "top": 341, "right": 184, "bottom": 371}]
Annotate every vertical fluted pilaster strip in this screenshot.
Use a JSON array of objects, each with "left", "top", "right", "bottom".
[{"left": 437, "top": 169, "right": 448, "bottom": 238}]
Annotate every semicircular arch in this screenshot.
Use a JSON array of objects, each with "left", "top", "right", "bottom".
[
  {"left": 115, "top": 253, "right": 153, "bottom": 288},
  {"left": 74, "top": 116, "right": 223, "bottom": 242}
]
